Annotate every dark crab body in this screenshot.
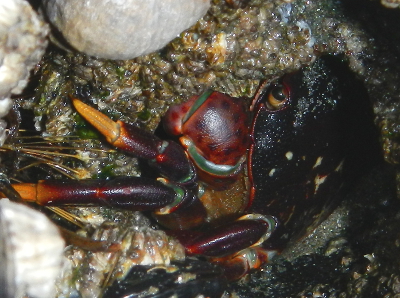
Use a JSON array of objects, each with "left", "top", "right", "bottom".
[
  {"left": 7, "top": 56, "right": 375, "bottom": 284},
  {"left": 249, "top": 56, "right": 351, "bottom": 251}
]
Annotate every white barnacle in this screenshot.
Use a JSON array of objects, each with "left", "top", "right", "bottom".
[
  {"left": 314, "top": 174, "right": 328, "bottom": 194},
  {"left": 296, "top": 20, "right": 315, "bottom": 48},
  {"left": 381, "top": 0, "right": 400, "bottom": 8},
  {"left": 277, "top": 2, "right": 292, "bottom": 24},
  {"left": 285, "top": 151, "right": 293, "bottom": 160},
  {"left": 269, "top": 168, "right": 276, "bottom": 177},
  {"left": 313, "top": 156, "right": 323, "bottom": 169},
  {"left": 0, "top": 199, "right": 65, "bottom": 298}
]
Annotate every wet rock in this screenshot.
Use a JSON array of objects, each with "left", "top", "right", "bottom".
[{"left": 228, "top": 164, "right": 400, "bottom": 298}]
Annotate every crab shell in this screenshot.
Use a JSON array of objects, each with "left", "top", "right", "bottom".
[{"left": 164, "top": 90, "right": 251, "bottom": 188}]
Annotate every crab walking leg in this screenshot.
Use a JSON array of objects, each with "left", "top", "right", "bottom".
[
  {"left": 170, "top": 214, "right": 277, "bottom": 280},
  {"left": 11, "top": 177, "right": 277, "bottom": 272},
  {"left": 11, "top": 177, "right": 207, "bottom": 230},
  {"left": 71, "top": 97, "right": 197, "bottom": 186},
  {"left": 212, "top": 246, "right": 278, "bottom": 281}
]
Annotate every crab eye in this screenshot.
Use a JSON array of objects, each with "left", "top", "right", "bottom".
[{"left": 265, "top": 84, "right": 289, "bottom": 110}]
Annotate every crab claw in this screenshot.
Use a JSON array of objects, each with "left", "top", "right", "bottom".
[
  {"left": 71, "top": 97, "right": 157, "bottom": 159},
  {"left": 71, "top": 97, "right": 196, "bottom": 185}
]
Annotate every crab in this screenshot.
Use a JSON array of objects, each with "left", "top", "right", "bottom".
[{"left": 8, "top": 55, "right": 373, "bottom": 281}]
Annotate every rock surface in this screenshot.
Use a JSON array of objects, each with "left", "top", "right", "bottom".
[{"left": 42, "top": 0, "right": 211, "bottom": 60}]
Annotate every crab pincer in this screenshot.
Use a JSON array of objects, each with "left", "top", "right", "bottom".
[{"left": 71, "top": 97, "right": 197, "bottom": 186}]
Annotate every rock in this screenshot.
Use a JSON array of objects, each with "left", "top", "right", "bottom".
[{"left": 42, "top": 0, "right": 211, "bottom": 60}]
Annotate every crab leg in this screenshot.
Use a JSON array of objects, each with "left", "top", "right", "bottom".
[
  {"left": 11, "top": 178, "right": 277, "bottom": 276},
  {"left": 169, "top": 214, "right": 277, "bottom": 279},
  {"left": 11, "top": 177, "right": 207, "bottom": 230},
  {"left": 213, "top": 246, "right": 277, "bottom": 280},
  {"left": 71, "top": 98, "right": 196, "bottom": 187},
  {"left": 176, "top": 215, "right": 276, "bottom": 256}
]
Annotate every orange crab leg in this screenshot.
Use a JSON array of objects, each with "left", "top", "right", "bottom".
[
  {"left": 11, "top": 178, "right": 178, "bottom": 210},
  {"left": 11, "top": 177, "right": 208, "bottom": 230}
]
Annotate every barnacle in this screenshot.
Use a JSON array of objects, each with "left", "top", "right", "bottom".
[
  {"left": 381, "top": 0, "right": 400, "bottom": 8},
  {"left": 0, "top": 199, "right": 64, "bottom": 298},
  {"left": 56, "top": 215, "right": 185, "bottom": 297}
]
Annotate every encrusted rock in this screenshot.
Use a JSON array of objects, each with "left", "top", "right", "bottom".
[
  {"left": 41, "top": 0, "right": 211, "bottom": 60},
  {"left": 56, "top": 213, "right": 185, "bottom": 298}
]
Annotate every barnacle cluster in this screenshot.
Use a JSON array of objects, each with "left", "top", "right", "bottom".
[
  {"left": 30, "top": 0, "right": 369, "bottom": 166},
  {"left": 0, "top": 0, "right": 48, "bottom": 145},
  {"left": 56, "top": 211, "right": 185, "bottom": 297}
]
